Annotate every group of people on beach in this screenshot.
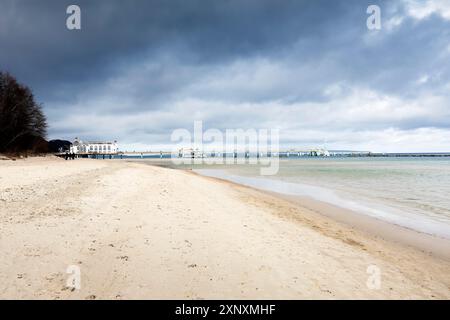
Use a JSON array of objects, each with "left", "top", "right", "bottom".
[{"left": 64, "top": 152, "right": 76, "bottom": 160}]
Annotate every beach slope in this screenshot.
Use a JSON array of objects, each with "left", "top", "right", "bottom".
[{"left": 0, "top": 157, "right": 449, "bottom": 299}]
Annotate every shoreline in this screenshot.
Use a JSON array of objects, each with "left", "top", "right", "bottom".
[
  {"left": 190, "top": 169, "right": 450, "bottom": 261},
  {"left": 1, "top": 157, "right": 449, "bottom": 299}
]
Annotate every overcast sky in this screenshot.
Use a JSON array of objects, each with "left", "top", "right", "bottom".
[{"left": 1, "top": 0, "right": 449, "bottom": 152}]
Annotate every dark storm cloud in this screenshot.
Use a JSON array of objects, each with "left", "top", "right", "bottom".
[
  {"left": 0, "top": 0, "right": 449, "bottom": 151},
  {"left": 0, "top": 0, "right": 348, "bottom": 101}
]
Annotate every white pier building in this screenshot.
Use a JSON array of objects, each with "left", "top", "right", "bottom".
[{"left": 69, "top": 138, "right": 118, "bottom": 154}]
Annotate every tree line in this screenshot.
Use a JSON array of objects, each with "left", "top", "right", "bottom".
[{"left": 0, "top": 72, "right": 48, "bottom": 154}]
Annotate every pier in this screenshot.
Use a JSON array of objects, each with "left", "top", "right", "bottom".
[{"left": 56, "top": 150, "right": 450, "bottom": 160}]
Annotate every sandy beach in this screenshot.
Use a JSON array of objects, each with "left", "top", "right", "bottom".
[{"left": 0, "top": 156, "right": 449, "bottom": 299}]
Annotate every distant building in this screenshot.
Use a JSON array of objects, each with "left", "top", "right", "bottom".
[
  {"left": 178, "top": 147, "right": 204, "bottom": 158},
  {"left": 69, "top": 138, "right": 118, "bottom": 154}
]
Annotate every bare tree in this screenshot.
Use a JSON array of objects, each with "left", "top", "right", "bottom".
[{"left": 0, "top": 72, "right": 48, "bottom": 153}]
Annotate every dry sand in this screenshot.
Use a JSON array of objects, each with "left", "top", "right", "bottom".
[{"left": 0, "top": 156, "right": 449, "bottom": 299}]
